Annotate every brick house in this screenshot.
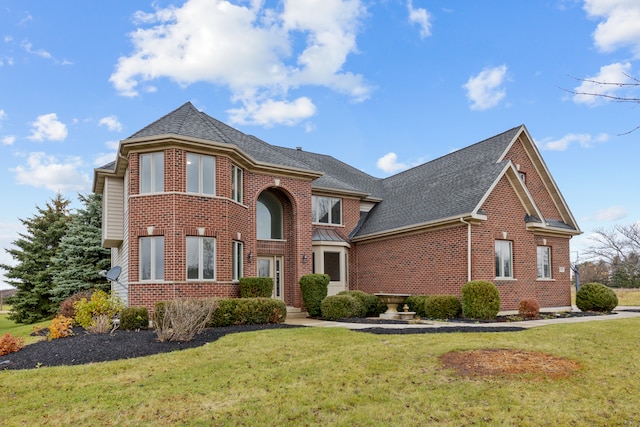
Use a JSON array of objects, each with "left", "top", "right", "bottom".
[{"left": 93, "top": 102, "right": 581, "bottom": 314}]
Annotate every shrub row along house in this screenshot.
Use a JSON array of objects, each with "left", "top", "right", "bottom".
[{"left": 93, "top": 102, "right": 581, "bottom": 314}]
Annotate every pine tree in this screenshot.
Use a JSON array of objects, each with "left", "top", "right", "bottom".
[
  {"left": 50, "top": 193, "right": 112, "bottom": 302},
  {"left": 1, "top": 194, "right": 71, "bottom": 323}
]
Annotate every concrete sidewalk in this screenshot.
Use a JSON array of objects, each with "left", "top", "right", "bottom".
[{"left": 284, "top": 308, "right": 640, "bottom": 330}]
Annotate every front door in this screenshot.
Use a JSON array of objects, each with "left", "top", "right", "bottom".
[{"left": 258, "top": 256, "right": 284, "bottom": 300}]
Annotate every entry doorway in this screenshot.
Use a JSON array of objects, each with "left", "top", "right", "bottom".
[{"left": 258, "top": 256, "right": 284, "bottom": 300}]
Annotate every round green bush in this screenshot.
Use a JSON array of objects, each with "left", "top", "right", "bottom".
[
  {"left": 461, "top": 280, "right": 500, "bottom": 320},
  {"left": 239, "top": 277, "right": 273, "bottom": 298},
  {"left": 576, "top": 282, "right": 618, "bottom": 313},
  {"left": 119, "top": 306, "right": 149, "bottom": 330},
  {"left": 424, "top": 295, "right": 461, "bottom": 319},
  {"left": 337, "top": 290, "right": 386, "bottom": 317},
  {"left": 320, "top": 295, "right": 364, "bottom": 320},
  {"left": 299, "top": 274, "right": 330, "bottom": 317},
  {"left": 404, "top": 295, "right": 428, "bottom": 318}
]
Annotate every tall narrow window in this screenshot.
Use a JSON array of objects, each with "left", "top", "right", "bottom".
[
  {"left": 324, "top": 251, "right": 341, "bottom": 281},
  {"left": 186, "top": 153, "right": 215, "bottom": 195},
  {"left": 312, "top": 196, "right": 341, "bottom": 225},
  {"left": 232, "top": 165, "right": 243, "bottom": 203},
  {"left": 537, "top": 246, "right": 552, "bottom": 279},
  {"left": 186, "top": 237, "right": 216, "bottom": 280},
  {"left": 257, "top": 191, "right": 283, "bottom": 239},
  {"left": 140, "top": 152, "right": 164, "bottom": 194},
  {"left": 140, "top": 236, "right": 164, "bottom": 280},
  {"left": 495, "top": 240, "right": 513, "bottom": 278},
  {"left": 232, "top": 241, "right": 243, "bottom": 281}
]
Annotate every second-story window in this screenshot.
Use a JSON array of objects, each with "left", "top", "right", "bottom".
[
  {"left": 232, "top": 165, "right": 243, "bottom": 203},
  {"left": 140, "top": 152, "right": 164, "bottom": 194},
  {"left": 312, "top": 196, "right": 342, "bottom": 225},
  {"left": 187, "top": 153, "right": 215, "bottom": 195}
]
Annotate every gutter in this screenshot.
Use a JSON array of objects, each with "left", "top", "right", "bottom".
[{"left": 460, "top": 218, "right": 472, "bottom": 281}]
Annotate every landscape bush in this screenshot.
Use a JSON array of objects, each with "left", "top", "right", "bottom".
[
  {"left": 337, "top": 290, "right": 386, "bottom": 317},
  {"left": 120, "top": 307, "right": 149, "bottom": 330},
  {"left": 0, "top": 333, "right": 25, "bottom": 356},
  {"left": 576, "top": 282, "right": 618, "bottom": 313},
  {"left": 58, "top": 290, "right": 94, "bottom": 320},
  {"left": 299, "top": 274, "right": 330, "bottom": 317},
  {"left": 153, "top": 298, "right": 216, "bottom": 342},
  {"left": 239, "top": 277, "right": 274, "bottom": 298},
  {"left": 404, "top": 295, "right": 427, "bottom": 318},
  {"left": 424, "top": 295, "right": 462, "bottom": 319},
  {"left": 73, "top": 290, "right": 124, "bottom": 331},
  {"left": 461, "top": 280, "right": 501, "bottom": 320},
  {"left": 320, "top": 294, "right": 364, "bottom": 320},
  {"left": 518, "top": 298, "right": 540, "bottom": 318},
  {"left": 48, "top": 315, "right": 74, "bottom": 340},
  {"left": 208, "top": 298, "right": 287, "bottom": 327}
]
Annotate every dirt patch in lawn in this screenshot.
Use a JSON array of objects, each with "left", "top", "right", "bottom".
[{"left": 440, "top": 348, "right": 581, "bottom": 379}]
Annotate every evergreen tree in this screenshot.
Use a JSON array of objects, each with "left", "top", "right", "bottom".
[
  {"left": 1, "top": 194, "right": 71, "bottom": 323},
  {"left": 51, "top": 193, "right": 112, "bottom": 302}
]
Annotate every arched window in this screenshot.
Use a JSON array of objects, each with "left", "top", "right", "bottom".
[{"left": 257, "top": 191, "right": 283, "bottom": 239}]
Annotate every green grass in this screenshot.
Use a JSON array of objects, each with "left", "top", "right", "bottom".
[
  {"left": 0, "top": 314, "right": 50, "bottom": 344},
  {"left": 2, "top": 318, "right": 640, "bottom": 426},
  {"left": 613, "top": 288, "right": 640, "bottom": 306}
]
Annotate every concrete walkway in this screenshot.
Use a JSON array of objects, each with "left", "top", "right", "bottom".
[{"left": 284, "top": 307, "right": 640, "bottom": 330}]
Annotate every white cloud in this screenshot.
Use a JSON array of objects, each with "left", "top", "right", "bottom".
[
  {"left": 2, "top": 136, "right": 15, "bottom": 145},
  {"left": 376, "top": 152, "right": 425, "bottom": 174},
  {"left": 21, "top": 40, "right": 52, "bottom": 59},
  {"left": 12, "top": 152, "right": 90, "bottom": 192},
  {"left": 94, "top": 140, "right": 120, "bottom": 166},
  {"left": 584, "top": 0, "right": 640, "bottom": 56},
  {"left": 99, "top": 115, "right": 123, "bottom": 132},
  {"left": 0, "top": 109, "right": 5, "bottom": 122},
  {"left": 591, "top": 205, "right": 628, "bottom": 222},
  {"left": 228, "top": 96, "right": 316, "bottom": 126},
  {"left": 110, "top": 0, "right": 371, "bottom": 126},
  {"left": 407, "top": 0, "right": 432, "bottom": 38},
  {"left": 28, "top": 113, "right": 68, "bottom": 142},
  {"left": 537, "top": 132, "right": 609, "bottom": 151},
  {"left": 573, "top": 62, "right": 633, "bottom": 105},
  {"left": 463, "top": 65, "right": 508, "bottom": 111}
]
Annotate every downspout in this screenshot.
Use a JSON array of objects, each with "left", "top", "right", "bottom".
[{"left": 459, "top": 218, "right": 472, "bottom": 282}]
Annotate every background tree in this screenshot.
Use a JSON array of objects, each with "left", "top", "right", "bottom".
[
  {"left": 1, "top": 194, "right": 71, "bottom": 323},
  {"left": 585, "top": 224, "right": 640, "bottom": 288},
  {"left": 575, "top": 260, "right": 611, "bottom": 286},
  {"left": 50, "top": 193, "right": 112, "bottom": 303}
]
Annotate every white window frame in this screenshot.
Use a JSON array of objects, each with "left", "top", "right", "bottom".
[
  {"left": 232, "top": 165, "right": 243, "bottom": 203},
  {"left": 495, "top": 240, "right": 513, "bottom": 279},
  {"left": 140, "top": 152, "right": 164, "bottom": 194},
  {"left": 537, "top": 246, "right": 552, "bottom": 279},
  {"left": 232, "top": 241, "right": 243, "bottom": 281},
  {"left": 312, "top": 195, "right": 342, "bottom": 225},
  {"left": 140, "top": 236, "right": 164, "bottom": 281},
  {"left": 186, "top": 153, "right": 216, "bottom": 195},
  {"left": 186, "top": 237, "right": 216, "bottom": 280}
]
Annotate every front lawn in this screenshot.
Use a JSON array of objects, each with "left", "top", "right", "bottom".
[
  {"left": 0, "top": 314, "right": 49, "bottom": 344},
  {"left": 1, "top": 318, "right": 640, "bottom": 426}
]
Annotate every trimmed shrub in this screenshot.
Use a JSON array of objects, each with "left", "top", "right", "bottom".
[
  {"left": 120, "top": 307, "right": 149, "bottom": 330},
  {"left": 518, "top": 299, "right": 540, "bottom": 319},
  {"left": 576, "top": 282, "right": 618, "bottom": 313},
  {"left": 424, "top": 295, "right": 462, "bottom": 319},
  {"left": 48, "top": 315, "right": 74, "bottom": 340},
  {"left": 208, "top": 298, "right": 287, "bottom": 327},
  {"left": 239, "top": 277, "right": 273, "bottom": 298},
  {"left": 0, "top": 333, "right": 25, "bottom": 356},
  {"left": 337, "top": 290, "right": 387, "bottom": 317},
  {"left": 58, "top": 290, "right": 94, "bottom": 320},
  {"left": 153, "top": 298, "right": 216, "bottom": 342},
  {"left": 404, "top": 295, "right": 428, "bottom": 318},
  {"left": 320, "top": 294, "right": 364, "bottom": 320},
  {"left": 299, "top": 274, "right": 330, "bottom": 317},
  {"left": 461, "top": 280, "right": 500, "bottom": 320},
  {"left": 73, "top": 290, "right": 124, "bottom": 331}
]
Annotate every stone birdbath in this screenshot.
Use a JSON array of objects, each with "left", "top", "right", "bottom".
[{"left": 375, "top": 293, "right": 410, "bottom": 319}]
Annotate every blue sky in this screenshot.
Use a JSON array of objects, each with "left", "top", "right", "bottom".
[{"left": 1, "top": 0, "right": 639, "bottom": 289}]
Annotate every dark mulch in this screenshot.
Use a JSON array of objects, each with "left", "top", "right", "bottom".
[{"left": 0, "top": 324, "right": 301, "bottom": 371}]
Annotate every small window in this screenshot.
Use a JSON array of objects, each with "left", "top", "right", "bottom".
[
  {"left": 537, "top": 246, "right": 551, "bottom": 279},
  {"left": 187, "top": 153, "right": 215, "bottom": 195},
  {"left": 140, "top": 236, "right": 164, "bottom": 280},
  {"left": 140, "top": 153, "right": 164, "bottom": 194},
  {"left": 495, "top": 240, "right": 513, "bottom": 278},
  {"left": 186, "top": 237, "right": 216, "bottom": 280},
  {"left": 232, "top": 241, "right": 243, "bottom": 281},
  {"left": 312, "top": 196, "right": 342, "bottom": 225},
  {"left": 324, "top": 251, "right": 341, "bottom": 281},
  {"left": 232, "top": 165, "right": 243, "bottom": 203},
  {"left": 519, "top": 172, "right": 526, "bottom": 184},
  {"left": 257, "top": 191, "right": 283, "bottom": 239}
]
